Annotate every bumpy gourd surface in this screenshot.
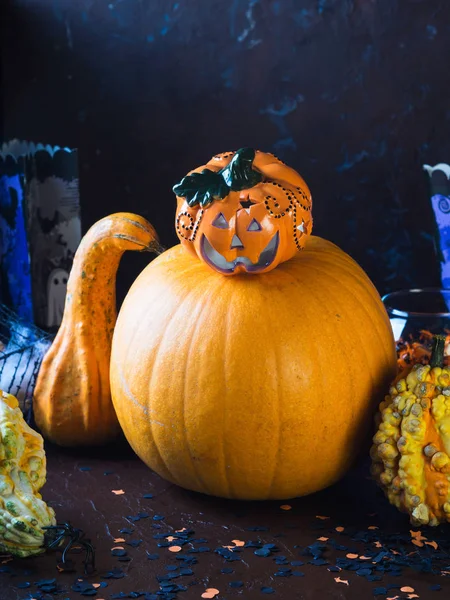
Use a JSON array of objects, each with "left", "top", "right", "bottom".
[
  {"left": 0, "top": 390, "right": 56, "bottom": 556},
  {"left": 371, "top": 363, "right": 450, "bottom": 526}
]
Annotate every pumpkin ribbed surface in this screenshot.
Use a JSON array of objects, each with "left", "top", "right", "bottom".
[{"left": 110, "top": 236, "right": 396, "bottom": 500}]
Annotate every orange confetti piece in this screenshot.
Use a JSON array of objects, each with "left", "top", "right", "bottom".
[
  {"left": 335, "top": 526, "right": 345, "bottom": 532},
  {"left": 316, "top": 515, "right": 330, "bottom": 520},
  {"left": 92, "top": 584, "right": 101, "bottom": 589},
  {"left": 408, "top": 595, "right": 419, "bottom": 599},
  {"left": 359, "top": 556, "right": 371, "bottom": 560},
  {"left": 111, "top": 546, "right": 124, "bottom": 551},
  {"left": 231, "top": 539, "right": 245, "bottom": 547},
  {"left": 317, "top": 537, "right": 329, "bottom": 542},
  {"left": 411, "top": 539, "right": 424, "bottom": 548},
  {"left": 166, "top": 536, "right": 176, "bottom": 542},
  {"left": 176, "top": 527, "right": 187, "bottom": 533},
  {"left": 410, "top": 530, "right": 426, "bottom": 541},
  {"left": 400, "top": 587, "right": 415, "bottom": 593},
  {"left": 368, "top": 526, "right": 379, "bottom": 530},
  {"left": 386, "top": 597, "right": 399, "bottom": 600},
  {"left": 346, "top": 553, "right": 358, "bottom": 559},
  {"left": 111, "top": 489, "right": 125, "bottom": 495},
  {"left": 334, "top": 577, "right": 349, "bottom": 585},
  {"left": 280, "top": 504, "right": 292, "bottom": 511},
  {"left": 168, "top": 546, "right": 182, "bottom": 553},
  {"left": 374, "top": 541, "right": 383, "bottom": 548},
  {"left": 201, "top": 588, "right": 220, "bottom": 599},
  {"left": 441, "top": 570, "right": 450, "bottom": 575},
  {"left": 114, "top": 538, "right": 126, "bottom": 543},
  {"left": 425, "top": 540, "right": 438, "bottom": 550}
]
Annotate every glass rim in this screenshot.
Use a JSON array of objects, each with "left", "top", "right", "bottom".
[{"left": 382, "top": 287, "right": 450, "bottom": 318}]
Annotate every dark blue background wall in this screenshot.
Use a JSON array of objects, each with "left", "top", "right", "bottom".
[{"left": 1, "top": 0, "right": 449, "bottom": 299}]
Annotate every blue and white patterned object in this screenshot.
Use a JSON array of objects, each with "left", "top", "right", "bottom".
[
  {"left": 424, "top": 163, "right": 450, "bottom": 292},
  {"left": 0, "top": 160, "right": 33, "bottom": 321}
]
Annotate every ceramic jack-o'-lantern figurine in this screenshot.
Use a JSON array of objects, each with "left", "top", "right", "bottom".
[{"left": 173, "top": 148, "right": 312, "bottom": 274}]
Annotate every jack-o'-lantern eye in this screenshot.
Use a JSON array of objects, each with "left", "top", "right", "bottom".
[
  {"left": 212, "top": 213, "right": 229, "bottom": 229},
  {"left": 247, "top": 218, "right": 262, "bottom": 232}
]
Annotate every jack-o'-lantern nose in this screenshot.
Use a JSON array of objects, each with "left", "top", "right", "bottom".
[{"left": 230, "top": 234, "right": 244, "bottom": 249}]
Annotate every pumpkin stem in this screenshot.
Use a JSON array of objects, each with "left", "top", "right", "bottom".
[{"left": 430, "top": 334, "right": 446, "bottom": 368}]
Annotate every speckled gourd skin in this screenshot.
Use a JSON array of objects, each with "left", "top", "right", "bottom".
[
  {"left": 33, "top": 213, "right": 159, "bottom": 447},
  {"left": 0, "top": 390, "right": 56, "bottom": 557},
  {"left": 371, "top": 361, "right": 450, "bottom": 526}
]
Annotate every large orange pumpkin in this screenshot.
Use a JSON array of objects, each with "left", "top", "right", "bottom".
[{"left": 110, "top": 163, "right": 397, "bottom": 499}]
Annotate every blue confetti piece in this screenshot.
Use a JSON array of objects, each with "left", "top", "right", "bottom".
[
  {"left": 16, "top": 582, "right": 30, "bottom": 589},
  {"left": 292, "top": 571, "right": 305, "bottom": 577},
  {"left": 290, "top": 560, "right": 304, "bottom": 566},
  {"left": 254, "top": 548, "right": 272, "bottom": 557},
  {"left": 153, "top": 514, "right": 165, "bottom": 521},
  {"left": 104, "top": 470, "right": 114, "bottom": 475},
  {"left": 143, "top": 493, "right": 154, "bottom": 499},
  {"left": 261, "top": 587, "right": 275, "bottom": 594},
  {"left": 79, "top": 466, "right": 91, "bottom": 471},
  {"left": 327, "top": 566, "right": 340, "bottom": 573},
  {"left": 221, "top": 568, "right": 234, "bottom": 574},
  {"left": 229, "top": 581, "right": 244, "bottom": 588},
  {"left": 146, "top": 553, "right": 160, "bottom": 560},
  {"left": 111, "top": 549, "right": 128, "bottom": 557},
  {"left": 430, "top": 584, "right": 442, "bottom": 591},
  {"left": 120, "top": 528, "right": 134, "bottom": 534},
  {"left": 373, "top": 588, "right": 387, "bottom": 597}
]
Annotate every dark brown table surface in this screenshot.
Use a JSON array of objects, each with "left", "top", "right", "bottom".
[{"left": 1, "top": 441, "right": 450, "bottom": 600}]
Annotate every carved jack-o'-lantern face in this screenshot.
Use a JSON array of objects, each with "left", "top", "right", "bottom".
[{"left": 173, "top": 148, "right": 312, "bottom": 275}]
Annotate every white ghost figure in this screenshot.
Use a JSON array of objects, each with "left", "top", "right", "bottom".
[{"left": 46, "top": 268, "right": 69, "bottom": 328}]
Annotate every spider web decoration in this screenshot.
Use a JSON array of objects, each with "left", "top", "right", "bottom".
[{"left": 0, "top": 303, "right": 53, "bottom": 422}]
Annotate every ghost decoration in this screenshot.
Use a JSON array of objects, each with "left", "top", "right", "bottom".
[{"left": 46, "top": 268, "right": 69, "bottom": 328}]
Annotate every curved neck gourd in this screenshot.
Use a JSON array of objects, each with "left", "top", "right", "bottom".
[{"left": 33, "top": 213, "right": 159, "bottom": 447}]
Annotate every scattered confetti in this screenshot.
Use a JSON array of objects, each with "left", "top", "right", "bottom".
[
  {"left": 201, "top": 588, "right": 220, "bottom": 598},
  {"left": 334, "top": 577, "right": 349, "bottom": 585},
  {"left": 111, "top": 489, "right": 125, "bottom": 495}
]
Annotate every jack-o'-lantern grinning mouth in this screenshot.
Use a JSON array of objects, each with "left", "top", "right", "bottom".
[{"left": 200, "top": 232, "right": 279, "bottom": 274}]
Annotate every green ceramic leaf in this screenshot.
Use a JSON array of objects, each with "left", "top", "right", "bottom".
[
  {"left": 172, "top": 148, "right": 262, "bottom": 207},
  {"left": 172, "top": 168, "right": 229, "bottom": 207},
  {"left": 221, "top": 148, "right": 263, "bottom": 191}
]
